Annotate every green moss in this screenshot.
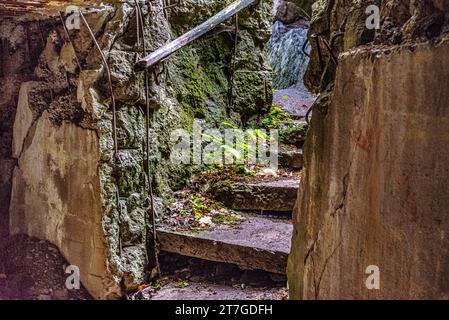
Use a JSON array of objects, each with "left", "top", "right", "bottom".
[
  {"left": 280, "top": 122, "right": 309, "bottom": 144},
  {"left": 233, "top": 70, "right": 272, "bottom": 119},
  {"left": 144, "top": 4, "right": 274, "bottom": 199},
  {"left": 262, "top": 104, "right": 292, "bottom": 129},
  {"left": 167, "top": 35, "right": 231, "bottom": 127}
]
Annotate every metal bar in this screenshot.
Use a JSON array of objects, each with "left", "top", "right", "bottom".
[
  {"left": 321, "top": 37, "right": 338, "bottom": 66},
  {"left": 134, "top": 0, "right": 161, "bottom": 280},
  {"left": 302, "top": 37, "right": 310, "bottom": 57},
  {"left": 79, "top": 11, "right": 118, "bottom": 156},
  {"left": 135, "top": 0, "right": 256, "bottom": 71},
  {"left": 311, "top": 33, "right": 324, "bottom": 72}
]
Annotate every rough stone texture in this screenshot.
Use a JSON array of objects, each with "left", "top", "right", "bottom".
[
  {"left": 158, "top": 214, "right": 292, "bottom": 274},
  {"left": 167, "top": 0, "right": 273, "bottom": 125},
  {"left": 279, "top": 120, "right": 308, "bottom": 146},
  {"left": 273, "top": 0, "right": 314, "bottom": 18},
  {"left": 304, "top": 0, "right": 449, "bottom": 93},
  {"left": 274, "top": 1, "right": 307, "bottom": 24},
  {"left": 215, "top": 178, "right": 300, "bottom": 212},
  {"left": 273, "top": 88, "right": 314, "bottom": 119},
  {"left": 2, "top": 0, "right": 275, "bottom": 299},
  {"left": 289, "top": 39, "right": 449, "bottom": 299},
  {"left": 268, "top": 21, "right": 311, "bottom": 90},
  {"left": 150, "top": 281, "right": 286, "bottom": 300},
  {"left": 279, "top": 149, "right": 303, "bottom": 169}
]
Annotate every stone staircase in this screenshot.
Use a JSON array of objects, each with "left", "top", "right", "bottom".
[
  {"left": 279, "top": 148, "right": 304, "bottom": 169},
  {"left": 213, "top": 178, "right": 299, "bottom": 213},
  {"left": 149, "top": 109, "right": 305, "bottom": 300},
  {"left": 157, "top": 214, "right": 292, "bottom": 275}
]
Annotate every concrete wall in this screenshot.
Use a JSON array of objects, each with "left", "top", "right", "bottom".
[
  {"left": 9, "top": 109, "right": 108, "bottom": 299},
  {"left": 288, "top": 40, "right": 449, "bottom": 299}
]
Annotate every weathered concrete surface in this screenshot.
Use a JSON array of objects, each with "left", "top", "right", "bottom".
[
  {"left": 158, "top": 215, "right": 292, "bottom": 274},
  {"left": 150, "top": 281, "right": 286, "bottom": 300},
  {"left": 288, "top": 40, "right": 449, "bottom": 300},
  {"left": 12, "top": 82, "right": 39, "bottom": 158},
  {"left": 0, "top": 77, "right": 20, "bottom": 241},
  {"left": 0, "top": 18, "right": 47, "bottom": 241},
  {"left": 279, "top": 149, "right": 303, "bottom": 169},
  {"left": 215, "top": 178, "right": 300, "bottom": 212},
  {"left": 9, "top": 111, "right": 108, "bottom": 299}
]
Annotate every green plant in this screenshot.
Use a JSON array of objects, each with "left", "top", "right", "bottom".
[
  {"left": 152, "top": 281, "right": 162, "bottom": 290},
  {"left": 177, "top": 280, "right": 189, "bottom": 289},
  {"left": 280, "top": 122, "right": 308, "bottom": 143},
  {"left": 262, "top": 104, "right": 291, "bottom": 129},
  {"left": 234, "top": 165, "right": 255, "bottom": 176},
  {"left": 201, "top": 122, "right": 269, "bottom": 170},
  {"left": 189, "top": 194, "right": 210, "bottom": 218}
]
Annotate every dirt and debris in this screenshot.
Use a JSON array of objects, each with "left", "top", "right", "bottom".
[
  {"left": 191, "top": 166, "right": 302, "bottom": 187},
  {"left": 161, "top": 166, "right": 301, "bottom": 231},
  {"left": 128, "top": 253, "right": 288, "bottom": 300},
  {"left": 162, "top": 191, "right": 245, "bottom": 232},
  {"left": 134, "top": 281, "right": 288, "bottom": 300},
  {"left": 0, "top": 234, "right": 92, "bottom": 300}
]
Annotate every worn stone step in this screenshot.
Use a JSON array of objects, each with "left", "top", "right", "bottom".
[
  {"left": 278, "top": 148, "right": 304, "bottom": 169},
  {"left": 148, "top": 281, "right": 286, "bottom": 300},
  {"left": 273, "top": 88, "right": 315, "bottom": 120},
  {"left": 214, "top": 178, "right": 300, "bottom": 212},
  {"left": 278, "top": 120, "right": 308, "bottom": 146},
  {"left": 157, "top": 215, "right": 292, "bottom": 274}
]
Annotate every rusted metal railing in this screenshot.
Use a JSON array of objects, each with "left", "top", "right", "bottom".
[{"left": 134, "top": 0, "right": 257, "bottom": 71}]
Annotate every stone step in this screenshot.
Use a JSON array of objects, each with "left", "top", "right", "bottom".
[
  {"left": 278, "top": 148, "right": 304, "bottom": 169},
  {"left": 157, "top": 215, "right": 292, "bottom": 275},
  {"left": 278, "top": 120, "right": 308, "bottom": 146},
  {"left": 273, "top": 88, "right": 315, "bottom": 120},
  {"left": 214, "top": 178, "right": 300, "bottom": 212},
  {"left": 147, "top": 281, "right": 286, "bottom": 300}
]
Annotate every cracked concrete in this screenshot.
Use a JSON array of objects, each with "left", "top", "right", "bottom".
[{"left": 289, "top": 41, "right": 449, "bottom": 300}]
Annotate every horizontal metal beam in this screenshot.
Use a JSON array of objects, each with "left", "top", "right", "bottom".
[{"left": 134, "top": 0, "right": 256, "bottom": 71}]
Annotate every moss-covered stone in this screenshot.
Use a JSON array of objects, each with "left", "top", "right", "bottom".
[
  {"left": 167, "top": 36, "right": 231, "bottom": 127},
  {"left": 279, "top": 121, "right": 308, "bottom": 146},
  {"left": 5, "top": 0, "right": 276, "bottom": 298}
]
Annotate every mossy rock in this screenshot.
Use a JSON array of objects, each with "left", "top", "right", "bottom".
[{"left": 279, "top": 120, "right": 309, "bottom": 146}]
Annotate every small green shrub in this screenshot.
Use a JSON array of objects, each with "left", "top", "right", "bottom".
[{"left": 262, "top": 103, "right": 291, "bottom": 129}]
